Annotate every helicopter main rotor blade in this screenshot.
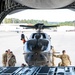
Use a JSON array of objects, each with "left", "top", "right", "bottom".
[
  {"left": 44, "top": 25, "right": 59, "bottom": 28},
  {"left": 20, "top": 25, "right": 35, "bottom": 29},
  {"left": 20, "top": 23, "right": 59, "bottom": 29}
]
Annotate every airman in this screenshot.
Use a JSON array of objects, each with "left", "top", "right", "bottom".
[
  {"left": 8, "top": 51, "right": 16, "bottom": 66},
  {"left": 53, "top": 50, "right": 71, "bottom": 66},
  {"left": 2, "top": 50, "right": 8, "bottom": 67}
]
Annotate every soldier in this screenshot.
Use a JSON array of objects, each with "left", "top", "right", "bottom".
[
  {"left": 48, "top": 45, "right": 55, "bottom": 66},
  {"left": 21, "top": 32, "right": 25, "bottom": 40},
  {"left": 2, "top": 50, "right": 8, "bottom": 67},
  {"left": 8, "top": 51, "right": 16, "bottom": 67},
  {"left": 21, "top": 32, "right": 26, "bottom": 44},
  {"left": 51, "top": 46, "right": 55, "bottom": 66},
  {"left": 53, "top": 50, "right": 71, "bottom": 66},
  {"left": 7, "top": 49, "right": 11, "bottom": 66},
  {"left": 22, "top": 38, "right": 26, "bottom": 44}
]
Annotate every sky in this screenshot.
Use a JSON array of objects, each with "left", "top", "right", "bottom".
[{"left": 6, "top": 9, "right": 75, "bottom": 22}]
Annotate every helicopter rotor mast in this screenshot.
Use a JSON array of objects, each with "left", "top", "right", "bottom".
[{"left": 35, "top": 23, "right": 45, "bottom": 33}]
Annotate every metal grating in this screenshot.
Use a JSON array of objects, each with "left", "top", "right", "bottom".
[{"left": 0, "top": 66, "right": 75, "bottom": 75}]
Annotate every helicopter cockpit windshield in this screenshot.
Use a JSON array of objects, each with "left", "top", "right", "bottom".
[{"left": 27, "top": 34, "right": 49, "bottom": 52}]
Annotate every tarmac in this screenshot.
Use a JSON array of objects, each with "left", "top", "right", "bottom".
[{"left": 0, "top": 31, "right": 75, "bottom": 66}]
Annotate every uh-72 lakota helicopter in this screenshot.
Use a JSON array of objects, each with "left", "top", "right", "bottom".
[{"left": 20, "top": 23, "right": 58, "bottom": 66}]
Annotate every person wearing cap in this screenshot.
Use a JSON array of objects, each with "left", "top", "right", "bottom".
[
  {"left": 2, "top": 50, "right": 8, "bottom": 67},
  {"left": 53, "top": 50, "right": 71, "bottom": 66}
]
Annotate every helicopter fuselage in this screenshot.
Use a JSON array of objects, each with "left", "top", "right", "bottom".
[
  {"left": 20, "top": 23, "right": 58, "bottom": 66},
  {"left": 23, "top": 32, "right": 52, "bottom": 66}
]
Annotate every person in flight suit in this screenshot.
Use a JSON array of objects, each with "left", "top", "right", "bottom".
[
  {"left": 53, "top": 50, "right": 71, "bottom": 66},
  {"left": 2, "top": 50, "right": 8, "bottom": 67}
]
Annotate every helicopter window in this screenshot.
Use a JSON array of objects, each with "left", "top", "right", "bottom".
[
  {"left": 27, "top": 39, "right": 37, "bottom": 50},
  {"left": 38, "top": 39, "right": 49, "bottom": 46},
  {"left": 38, "top": 39, "right": 49, "bottom": 50}
]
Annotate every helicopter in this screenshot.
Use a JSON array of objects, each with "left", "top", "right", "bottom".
[{"left": 20, "top": 23, "right": 58, "bottom": 66}]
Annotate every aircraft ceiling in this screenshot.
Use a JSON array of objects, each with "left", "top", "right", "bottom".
[
  {"left": 14, "top": 0, "right": 75, "bottom": 9},
  {"left": 0, "top": 0, "right": 75, "bottom": 23}
]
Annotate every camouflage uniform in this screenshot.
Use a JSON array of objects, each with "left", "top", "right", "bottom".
[
  {"left": 50, "top": 46, "right": 56, "bottom": 66},
  {"left": 8, "top": 54, "right": 16, "bottom": 67},
  {"left": 2, "top": 52, "right": 7, "bottom": 67},
  {"left": 54, "top": 54, "right": 71, "bottom": 66},
  {"left": 7, "top": 52, "right": 12, "bottom": 66},
  {"left": 52, "top": 48, "right": 55, "bottom": 66}
]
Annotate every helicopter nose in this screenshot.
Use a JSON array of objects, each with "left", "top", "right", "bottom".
[
  {"left": 31, "top": 53, "right": 45, "bottom": 61},
  {"left": 25, "top": 53, "right": 48, "bottom": 65}
]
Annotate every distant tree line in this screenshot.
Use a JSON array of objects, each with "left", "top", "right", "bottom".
[
  {"left": 2, "top": 18, "right": 75, "bottom": 26},
  {"left": 59, "top": 21, "right": 75, "bottom": 26},
  {"left": 2, "top": 18, "right": 50, "bottom": 25}
]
